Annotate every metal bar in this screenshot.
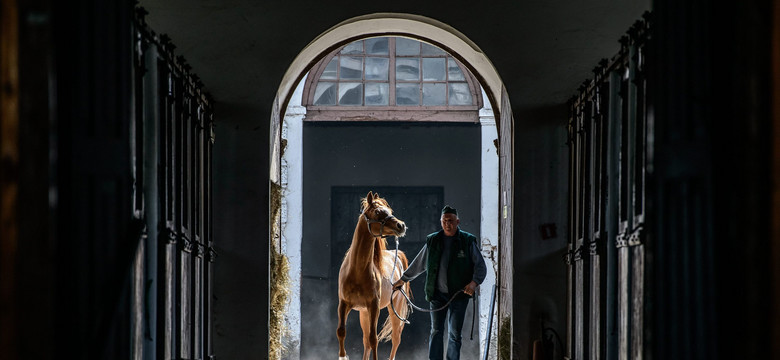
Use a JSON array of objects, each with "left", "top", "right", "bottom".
[
  {"left": 773, "top": 0, "right": 780, "bottom": 353},
  {"left": 606, "top": 70, "right": 622, "bottom": 360},
  {"left": 482, "top": 284, "right": 497, "bottom": 360},
  {"left": 142, "top": 42, "right": 161, "bottom": 359}
]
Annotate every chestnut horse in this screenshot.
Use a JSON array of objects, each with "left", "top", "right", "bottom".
[{"left": 337, "top": 191, "right": 412, "bottom": 360}]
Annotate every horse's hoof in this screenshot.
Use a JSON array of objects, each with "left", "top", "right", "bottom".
[{"left": 338, "top": 356, "right": 349, "bottom": 360}]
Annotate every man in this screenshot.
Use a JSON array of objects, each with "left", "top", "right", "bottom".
[{"left": 393, "top": 205, "right": 487, "bottom": 360}]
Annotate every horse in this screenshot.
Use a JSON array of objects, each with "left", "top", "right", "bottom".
[{"left": 337, "top": 191, "right": 412, "bottom": 360}]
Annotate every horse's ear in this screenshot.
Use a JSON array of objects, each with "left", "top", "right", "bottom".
[{"left": 366, "top": 191, "right": 374, "bottom": 203}]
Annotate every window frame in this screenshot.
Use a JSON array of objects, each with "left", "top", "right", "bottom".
[{"left": 302, "top": 37, "right": 482, "bottom": 122}]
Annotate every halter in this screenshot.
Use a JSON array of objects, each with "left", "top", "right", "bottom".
[{"left": 363, "top": 211, "right": 397, "bottom": 239}]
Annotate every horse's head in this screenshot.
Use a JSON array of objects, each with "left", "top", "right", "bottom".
[{"left": 361, "top": 191, "right": 407, "bottom": 238}]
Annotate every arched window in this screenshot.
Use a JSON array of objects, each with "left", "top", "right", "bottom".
[{"left": 303, "top": 37, "right": 482, "bottom": 122}]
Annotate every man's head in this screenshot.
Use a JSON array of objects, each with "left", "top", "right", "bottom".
[{"left": 440, "top": 205, "right": 459, "bottom": 236}]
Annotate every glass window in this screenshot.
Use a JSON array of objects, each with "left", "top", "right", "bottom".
[
  {"left": 365, "top": 38, "right": 388, "bottom": 55},
  {"left": 396, "top": 37, "right": 420, "bottom": 56},
  {"left": 321, "top": 58, "right": 338, "bottom": 80},
  {"left": 340, "top": 57, "right": 363, "bottom": 80},
  {"left": 422, "top": 58, "right": 446, "bottom": 81},
  {"left": 365, "top": 83, "right": 389, "bottom": 106},
  {"left": 396, "top": 58, "right": 420, "bottom": 81},
  {"left": 340, "top": 40, "right": 363, "bottom": 54},
  {"left": 365, "top": 58, "right": 389, "bottom": 81},
  {"left": 423, "top": 83, "right": 446, "bottom": 105},
  {"left": 396, "top": 83, "right": 420, "bottom": 105},
  {"left": 421, "top": 43, "right": 446, "bottom": 56},
  {"left": 309, "top": 37, "right": 476, "bottom": 107},
  {"left": 448, "top": 83, "right": 473, "bottom": 105},
  {"left": 313, "top": 83, "right": 337, "bottom": 105},
  {"left": 339, "top": 83, "right": 363, "bottom": 105},
  {"left": 447, "top": 57, "right": 465, "bottom": 81}
]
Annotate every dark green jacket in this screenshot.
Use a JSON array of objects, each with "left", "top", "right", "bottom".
[{"left": 424, "top": 229, "right": 477, "bottom": 301}]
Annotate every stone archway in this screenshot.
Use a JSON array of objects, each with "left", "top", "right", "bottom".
[{"left": 269, "top": 13, "right": 515, "bottom": 359}]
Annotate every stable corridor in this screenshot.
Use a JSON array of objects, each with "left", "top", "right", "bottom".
[{"left": 1, "top": 1, "right": 778, "bottom": 359}]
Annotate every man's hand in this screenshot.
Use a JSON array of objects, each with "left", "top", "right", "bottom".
[
  {"left": 392, "top": 279, "right": 406, "bottom": 291},
  {"left": 463, "top": 281, "right": 478, "bottom": 296}
]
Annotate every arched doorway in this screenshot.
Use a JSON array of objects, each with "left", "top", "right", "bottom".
[{"left": 269, "top": 14, "right": 515, "bottom": 359}]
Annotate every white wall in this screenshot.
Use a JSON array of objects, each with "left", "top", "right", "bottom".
[
  {"left": 281, "top": 75, "right": 306, "bottom": 358},
  {"left": 479, "top": 88, "right": 500, "bottom": 360}
]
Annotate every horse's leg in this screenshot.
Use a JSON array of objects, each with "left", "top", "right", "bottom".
[
  {"left": 387, "top": 296, "right": 405, "bottom": 360},
  {"left": 368, "top": 300, "right": 380, "bottom": 360},
  {"left": 337, "top": 300, "right": 351, "bottom": 360},
  {"left": 359, "top": 310, "right": 372, "bottom": 360}
]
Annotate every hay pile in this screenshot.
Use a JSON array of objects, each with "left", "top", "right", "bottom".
[
  {"left": 498, "top": 316, "right": 511, "bottom": 360},
  {"left": 269, "top": 247, "right": 290, "bottom": 359},
  {"left": 269, "top": 182, "right": 291, "bottom": 360}
]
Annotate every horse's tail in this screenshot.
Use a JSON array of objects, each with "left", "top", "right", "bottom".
[{"left": 378, "top": 251, "right": 411, "bottom": 342}]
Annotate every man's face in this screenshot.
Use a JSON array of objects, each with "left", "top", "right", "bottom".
[{"left": 440, "top": 213, "right": 459, "bottom": 235}]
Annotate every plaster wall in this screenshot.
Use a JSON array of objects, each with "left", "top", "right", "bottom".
[
  {"left": 512, "top": 105, "right": 570, "bottom": 360},
  {"left": 280, "top": 77, "right": 307, "bottom": 355},
  {"left": 479, "top": 93, "right": 500, "bottom": 359},
  {"left": 211, "top": 102, "right": 271, "bottom": 358}
]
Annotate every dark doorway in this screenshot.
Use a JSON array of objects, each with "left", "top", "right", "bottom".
[
  {"left": 300, "top": 122, "right": 482, "bottom": 359},
  {"left": 300, "top": 184, "right": 481, "bottom": 359}
]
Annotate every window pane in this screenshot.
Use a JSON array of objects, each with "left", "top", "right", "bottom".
[
  {"left": 310, "top": 37, "right": 479, "bottom": 108},
  {"left": 340, "top": 57, "right": 363, "bottom": 80},
  {"left": 313, "top": 82, "right": 337, "bottom": 105},
  {"left": 365, "top": 38, "right": 388, "bottom": 55},
  {"left": 321, "top": 57, "right": 338, "bottom": 80},
  {"left": 396, "top": 83, "right": 419, "bottom": 105},
  {"left": 421, "top": 43, "right": 446, "bottom": 56},
  {"left": 396, "top": 37, "right": 420, "bottom": 56},
  {"left": 448, "top": 82, "right": 473, "bottom": 105},
  {"left": 339, "top": 83, "right": 363, "bottom": 105},
  {"left": 422, "top": 58, "right": 446, "bottom": 81},
  {"left": 365, "top": 83, "right": 389, "bottom": 106},
  {"left": 396, "top": 58, "right": 420, "bottom": 81},
  {"left": 448, "top": 57, "right": 465, "bottom": 81},
  {"left": 423, "top": 83, "right": 446, "bottom": 105},
  {"left": 365, "top": 58, "right": 389, "bottom": 80},
  {"left": 340, "top": 40, "right": 363, "bottom": 54}
]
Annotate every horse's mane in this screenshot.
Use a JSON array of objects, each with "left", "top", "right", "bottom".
[
  {"left": 360, "top": 195, "right": 390, "bottom": 274},
  {"left": 360, "top": 196, "right": 389, "bottom": 213}
]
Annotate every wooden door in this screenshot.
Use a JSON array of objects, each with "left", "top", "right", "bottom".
[{"left": 566, "top": 17, "right": 649, "bottom": 360}]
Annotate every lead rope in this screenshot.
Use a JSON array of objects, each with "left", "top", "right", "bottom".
[
  {"left": 389, "top": 236, "right": 472, "bottom": 343},
  {"left": 389, "top": 237, "right": 411, "bottom": 324},
  {"left": 470, "top": 291, "right": 476, "bottom": 340}
]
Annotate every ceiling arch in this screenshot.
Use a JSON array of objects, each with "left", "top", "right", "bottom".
[{"left": 274, "top": 13, "right": 507, "bottom": 121}]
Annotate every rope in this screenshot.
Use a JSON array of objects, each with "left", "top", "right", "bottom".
[
  {"left": 389, "top": 237, "right": 466, "bottom": 323},
  {"left": 470, "top": 293, "right": 476, "bottom": 340},
  {"left": 368, "top": 212, "right": 476, "bottom": 339}
]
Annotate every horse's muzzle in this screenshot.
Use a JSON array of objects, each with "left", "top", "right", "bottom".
[{"left": 395, "top": 222, "right": 407, "bottom": 237}]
